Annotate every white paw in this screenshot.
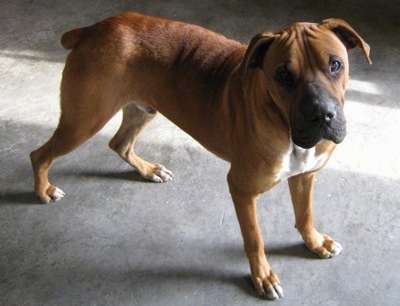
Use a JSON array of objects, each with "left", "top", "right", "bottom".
[
  {"left": 51, "top": 187, "right": 65, "bottom": 202},
  {"left": 265, "top": 284, "right": 284, "bottom": 300},
  {"left": 151, "top": 166, "right": 174, "bottom": 183},
  {"left": 329, "top": 241, "right": 343, "bottom": 257}
]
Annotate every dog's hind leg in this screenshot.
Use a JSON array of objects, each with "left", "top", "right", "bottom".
[
  {"left": 30, "top": 106, "right": 119, "bottom": 203},
  {"left": 30, "top": 69, "right": 123, "bottom": 203},
  {"left": 109, "top": 103, "right": 173, "bottom": 183}
]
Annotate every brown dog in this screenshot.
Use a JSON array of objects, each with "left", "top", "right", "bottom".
[{"left": 30, "top": 12, "right": 371, "bottom": 300}]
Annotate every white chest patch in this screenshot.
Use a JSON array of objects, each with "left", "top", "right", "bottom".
[{"left": 275, "top": 144, "right": 328, "bottom": 182}]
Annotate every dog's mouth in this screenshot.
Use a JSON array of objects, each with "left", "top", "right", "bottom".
[
  {"left": 292, "top": 133, "right": 321, "bottom": 149},
  {"left": 292, "top": 125, "right": 346, "bottom": 149}
]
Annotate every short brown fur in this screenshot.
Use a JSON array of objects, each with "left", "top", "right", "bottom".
[{"left": 30, "top": 12, "right": 370, "bottom": 300}]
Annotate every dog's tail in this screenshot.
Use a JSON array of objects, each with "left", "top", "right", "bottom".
[{"left": 61, "top": 28, "right": 85, "bottom": 49}]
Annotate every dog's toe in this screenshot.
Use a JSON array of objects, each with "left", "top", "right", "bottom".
[
  {"left": 264, "top": 283, "right": 284, "bottom": 300},
  {"left": 50, "top": 187, "right": 65, "bottom": 202},
  {"left": 37, "top": 186, "right": 66, "bottom": 204},
  {"left": 151, "top": 166, "right": 174, "bottom": 183},
  {"left": 328, "top": 241, "right": 343, "bottom": 257},
  {"left": 303, "top": 231, "right": 344, "bottom": 259},
  {"left": 252, "top": 267, "right": 284, "bottom": 300},
  {"left": 322, "top": 238, "right": 343, "bottom": 258}
]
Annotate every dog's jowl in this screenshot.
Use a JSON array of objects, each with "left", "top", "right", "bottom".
[{"left": 30, "top": 12, "right": 371, "bottom": 300}]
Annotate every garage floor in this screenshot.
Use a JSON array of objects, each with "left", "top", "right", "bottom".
[{"left": 1, "top": 1, "right": 399, "bottom": 305}]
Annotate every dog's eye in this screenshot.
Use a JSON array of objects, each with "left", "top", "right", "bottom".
[
  {"left": 330, "top": 60, "right": 342, "bottom": 74},
  {"left": 276, "top": 66, "right": 295, "bottom": 87}
]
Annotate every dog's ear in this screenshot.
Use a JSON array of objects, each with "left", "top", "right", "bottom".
[
  {"left": 322, "top": 18, "right": 372, "bottom": 64},
  {"left": 239, "top": 32, "right": 276, "bottom": 81}
]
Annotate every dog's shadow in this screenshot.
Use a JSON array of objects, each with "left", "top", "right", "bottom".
[
  {"left": 0, "top": 191, "right": 41, "bottom": 205},
  {"left": 0, "top": 170, "right": 149, "bottom": 205},
  {"left": 0, "top": 189, "right": 317, "bottom": 300},
  {"left": 267, "top": 242, "right": 319, "bottom": 260},
  {"left": 123, "top": 243, "right": 316, "bottom": 299},
  {"left": 124, "top": 266, "right": 258, "bottom": 299},
  {"left": 79, "top": 169, "right": 150, "bottom": 182}
]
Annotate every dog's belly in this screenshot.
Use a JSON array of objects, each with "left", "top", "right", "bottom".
[{"left": 276, "top": 144, "right": 328, "bottom": 181}]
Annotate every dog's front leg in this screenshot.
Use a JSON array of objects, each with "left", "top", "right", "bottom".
[
  {"left": 288, "top": 172, "right": 343, "bottom": 258},
  {"left": 228, "top": 175, "right": 284, "bottom": 300}
]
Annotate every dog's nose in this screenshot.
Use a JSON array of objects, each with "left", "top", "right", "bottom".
[
  {"left": 324, "top": 110, "right": 336, "bottom": 122},
  {"left": 301, "top": 83, "right": 340, "bottom": 126},
  {"left": 320, "top": 106, "right": 337, "bottom": 125},
  {"left": 305, "top": 106, "right": 336, "bottom": 124},
  {"left": 307, "top": 103, "right": 337, "bottom": 126}
]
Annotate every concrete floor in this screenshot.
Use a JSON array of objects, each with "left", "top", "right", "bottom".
[{"left": 1, "top": 0, "right": 399, "bottom": 305}]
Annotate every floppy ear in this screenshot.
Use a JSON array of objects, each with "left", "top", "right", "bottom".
[
  {"left": 238, "top": 32, "right": 276, "bottom": 81},
  {"left": 322, "top": 18, "right": 372, "bottom": 64}
]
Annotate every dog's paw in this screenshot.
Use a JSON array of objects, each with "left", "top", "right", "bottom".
[
  {"left": 251, "top": 265, "right": 284, "bottom": 300},
  {"left": 304, "top": 231, "right": 343, "bottom": 259},
  {"left": 37, "top": 186, "right": 65, "bottom": 204},
  {"left": 315, "top": 236, "right": 343, "bottom": 259},
  {"left": 50, "top": 187, "right": 66, "bottom": 202},
  {"left": 327, "top": 240, "right": 343, "bottom": 257},
  {"left": 150, "top": 166, "right": 174, "bottom": 183},
  {"left": 263, "top": 281, "right": 284, "bottom": 300}
]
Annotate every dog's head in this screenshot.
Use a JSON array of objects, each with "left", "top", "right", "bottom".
[{"left": 239, "top": 19, "right": 371, "bottom": 149}]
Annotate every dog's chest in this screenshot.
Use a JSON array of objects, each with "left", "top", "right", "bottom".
[{"left": 275, "top": 145, "right": 327, "bottom": 181}]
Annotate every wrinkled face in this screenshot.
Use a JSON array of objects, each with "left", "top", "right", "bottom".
[{"left": 263, "top": 23, "right": 349, "bottom": 149}]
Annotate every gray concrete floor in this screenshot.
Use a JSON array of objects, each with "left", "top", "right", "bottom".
[{"left": 1, "top": 0, "right": 399, "bottom": 305}]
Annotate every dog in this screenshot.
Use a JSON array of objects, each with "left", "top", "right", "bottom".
[{"left": 30, "top": 12, "right": 371, "bottom": 300}]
